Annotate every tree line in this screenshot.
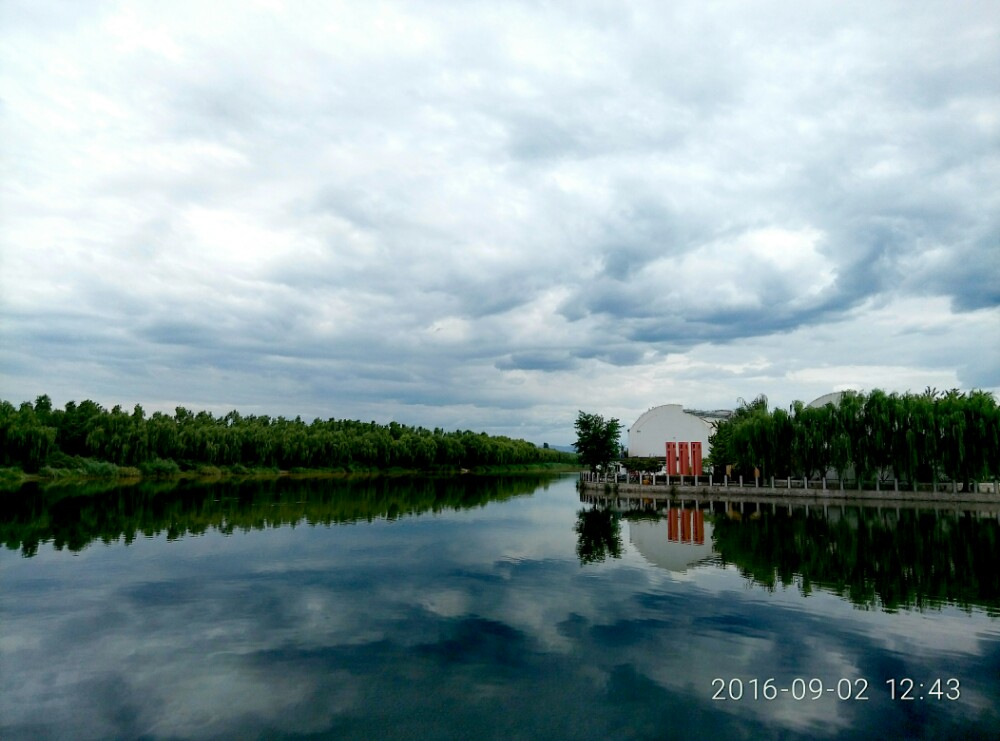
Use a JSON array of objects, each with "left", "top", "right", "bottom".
[
  {"left": 0, "top": 395, "right": 578, "bottom": 475},
  {"left": 708, "top": 388, "right": 999, "bottom": 486}
]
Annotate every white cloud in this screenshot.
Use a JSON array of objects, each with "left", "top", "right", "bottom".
[{"left": 1, "top": 0, "right": 997, "bottom": 442}]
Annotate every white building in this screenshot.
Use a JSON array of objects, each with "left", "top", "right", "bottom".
[
  {"left": 807, "top": 391, "right": 846, "bottom": 408},
  {"left": 627, "top": 404, "right": 729, "bottom": 463}
]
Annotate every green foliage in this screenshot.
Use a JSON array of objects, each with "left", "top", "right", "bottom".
[
  {"left": 35, "top": 457, "right": 124, "bottom": 478},
  {"left": 0, "top": 400, "right": 57, "bottom": 472},
  {"left": 81, "top": 459, "right": 120, "bottom": 477},
  {"left": 620, "top": 457, "right": 662, "bottom": 474},
  {"left": 573, "top": 411, "right": 623, "bottom": 473},
  {"left": 709, "top": 389, "right": 1000, "bottom": 485},
  {"left": 706, "top": 394, "right": 769, "bottom": 475},
  {"left": 139, "top": 458, "right": 181, "bottom": 478},
  {"left": 0, "top": 467, "right": 24, "bottom": 482},
  {"left": 0, "top": 395, "right": 579, "bottom": 478}
]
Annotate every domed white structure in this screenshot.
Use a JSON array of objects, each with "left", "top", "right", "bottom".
[
  {"left": 628, "top": 405, "right": 713, "bottom": 457},
  {"left": 627, "top": 404, "right": 728, "bottom": 472},
  {"left": 806, "top": 391, "right": 846, "bottom": 408}
]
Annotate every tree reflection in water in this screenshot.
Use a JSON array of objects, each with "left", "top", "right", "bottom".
[
  {"left": 710, "top": 506, "right": 1000, "bottom": 613},
  {"left": 579, "top": 498, "right": 1000, "bottom": 613},
  {"left": 574, "top": 507, "right": 622, "bottom": 564},
  {"left": 0, "top": 475, "right": 554, "bottom": 557}
]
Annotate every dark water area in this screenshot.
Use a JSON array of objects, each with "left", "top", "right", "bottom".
[{"left": 2, "top": 475, "right": 999, "bottom": 740}]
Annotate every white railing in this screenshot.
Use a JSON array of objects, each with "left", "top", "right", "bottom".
[{"left": 578, "top": 470, "right": 998, "bottom": 495}]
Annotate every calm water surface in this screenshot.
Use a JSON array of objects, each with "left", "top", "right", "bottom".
[{"left": 2, "top": 474, "right": 999, "bottom": 740}]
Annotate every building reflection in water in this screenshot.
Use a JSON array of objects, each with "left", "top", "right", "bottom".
[
  {"left": 629, "top": 508, "right": 714, "bottom": 573},
  {"left": 667, "top": 506, "right": 705, "bottom": 544}
]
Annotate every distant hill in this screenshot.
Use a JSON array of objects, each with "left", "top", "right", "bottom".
[{"left": 540, "top": 444, "right": 576, "bottom": 454}]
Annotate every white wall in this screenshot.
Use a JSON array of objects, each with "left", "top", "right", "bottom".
[{"left": 627, "top": 404, "right": 714, "bottom": 459}]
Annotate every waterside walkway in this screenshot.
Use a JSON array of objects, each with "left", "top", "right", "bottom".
[{"left": 579, "top": 473, "right": 1000, "bottom": 513}]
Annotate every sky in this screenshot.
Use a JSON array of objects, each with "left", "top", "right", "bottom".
[{"left": 1, "top": 0, "right": 998, "bottom": 446}]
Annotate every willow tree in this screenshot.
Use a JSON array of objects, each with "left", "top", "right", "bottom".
[
  {"left": 860, "top": 389, "right": 895, "bottom": 481},
  {"left": 709, "top": 389, "right": 1000, "bottom": 488},
  {"left": 0, "top": 400, "right": 56, "bottom": 472},
  {"left": 790, "top": 401, "right": 831, "bottom": 479},
  {"left": 933, "top": 388, "right": 1000, "bottom": 488},
  {"left": 965, "top": 390, "right": 1000, "bottom": 482},
  {"left": 707, "top": 394, "right": 769, "bottom": 476}
]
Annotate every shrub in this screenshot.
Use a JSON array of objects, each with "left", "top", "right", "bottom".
[
  {"left": 44, "top": 451, "right": 80, "bottom": 470},
  {"left": 0, "top": 466, "right": 24, "bottom": 481},
  {"left": 139, "top": 458, "right": 181, "bottom": 478},
  {"left": 81, "top": 459, "right": 119, "bottom": 478}
]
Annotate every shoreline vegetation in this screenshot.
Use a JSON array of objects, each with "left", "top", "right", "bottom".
[
  {"left": 0, "top": 394, "right": 581, "bottom": 491},
  {"left": 1, "top": 461, "right": 582, "bottom": 488},
  {"left": 705, "top": 389, "right": 999, "bottom": 489}
]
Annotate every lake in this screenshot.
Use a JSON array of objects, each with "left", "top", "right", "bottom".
[{"left": 2, "top": 474, "right": 999, "bottom": 740}]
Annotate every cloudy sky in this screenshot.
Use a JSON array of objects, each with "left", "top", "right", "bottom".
[{"left": 2, "top": 0, "right": 998, "bottom": 444}]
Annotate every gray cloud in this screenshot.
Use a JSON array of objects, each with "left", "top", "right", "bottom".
[
  {"left": 495, "top": 351, "right": 579, "bottom": 372},
  {"left": 1, "top": 0, "right": 997, "bottom": 441}
]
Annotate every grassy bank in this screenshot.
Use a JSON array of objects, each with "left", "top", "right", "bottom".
[{"left": 0, "top": 460, "right": 583, "bottom": 490}]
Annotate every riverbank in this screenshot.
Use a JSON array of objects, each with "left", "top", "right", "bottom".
[{"left": 1, "top": 462, "right": 584, "bottom": 490}]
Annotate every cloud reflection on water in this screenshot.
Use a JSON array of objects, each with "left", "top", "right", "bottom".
[{"left": 2, "top": 476, "right": 999, "bottom": 740}]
